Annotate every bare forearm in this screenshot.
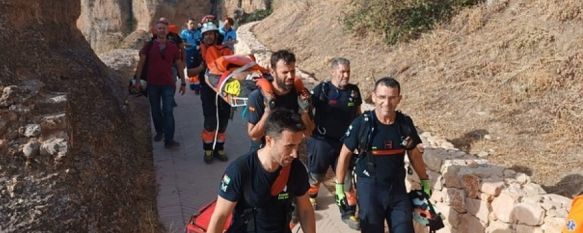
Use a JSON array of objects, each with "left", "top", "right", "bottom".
[
  {"left": 248, "top": 111, "right": 270, "bottom": 140},
  {"left": 301, "top": 112, "right": 314, "bottom": 137},
  {"left": 135, "top": 57, "right": 145, "bottom": 79},
  {"left": 187, "top": 63, "right": 204, "bottom": 76},
  {"left": 207, "top": 215, "right": 227, "bottom": 233},
  {"left": 335, "top": 146, "right": 352, "bottom": 183},
  {"left": 176, "top": 60, "right": 186, "bottom": 82},
  {"left": 408, "top": 147, "right": 428, "bottom": 179},
  {"left": 299, "top": 208, "right": 316, "bottom": 233}
]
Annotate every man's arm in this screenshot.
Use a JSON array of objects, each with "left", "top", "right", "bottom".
[
  {"left": 335, "top": 145, "right": 353, "bottom": 184},
  {"left": 187, "top": 63, "right": 204, "bottom": 77},
  {"left": 300, "top": 111, "right": 314, "bottom": 137},
  {"left": 247, "top": 107, "right": 270, "bottom": 141},
  {"left": 207, "top": 196, "right": 237, "bottom": 233},
  {"left": 175, "top": 58, "right": 186, "bottom": 95},
  {"left": 295, "top": 193, "right": 316, "bottom": 233},
  {"left": 407, "top": 145, "right": 428, "bottom": 180},
  {"left": 135, "top": 53, "right": 146, "bottom": 81}
]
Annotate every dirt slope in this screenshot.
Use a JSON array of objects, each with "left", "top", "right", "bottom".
[{"left": 253, "top": 0, "right": 583, "bottom": 194}]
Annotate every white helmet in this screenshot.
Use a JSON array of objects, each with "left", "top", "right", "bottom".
[{"left": 201, "top": 22, "right": 219, "bottom": 34}]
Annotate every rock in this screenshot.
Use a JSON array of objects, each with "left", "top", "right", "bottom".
[
  {"left": 9, "top": 104, "right": 31, "bottom": 113},
  {"left": 492, "top": 189, "right": 519, "bottom": 223},
  {"left": 444, "top": 187, "right": 466, "bottom": 213},
  {"left": 98, "top": 49, "right": 140, "bottom": 78},
  {"left": 0, "top": 85, "right": 17, "bottom": 107},
  {"left": 480, "top": 180, "right": 504, "bottom": 196},
  {"left": 423, "top": 148, "right": 447, "bottom": 172},
  {"left": 515, "top": 224, "right": 543, "bottom": 233},
  {"left": 39, "top": 138, "right": 68, "bottom": 157},
  {"left": 22, "top": 124, "right": 41, "bottom": 137},
  {"left": 515, "top": 172, "right": 530, "bottom": 184},
  {"left": 477, "top": 151, "right": 489, "bottom": 158},
  {"left": 47, "top": 95, "right": 67, "bottom": 104},
  {"left": 466, "top": 198, "right": 490, "bottom": 224},
  {"left": 22, "top": 140, "right": 40, "bottom": 158},
  {"left": 522, "top": 183, "right": 546, "bottom": 196},
  {"left": 40, "top": 113, "right": 66, "bottom": 131},
  {"left": 541, "top": 217, "right": 566, "bottom": 232},
  {"left": 458, "top": 214, "right": 485, "bottom": 233},
  {"left": 513, "top": 202, "right": 545, "bottom": 226},
  {"left": 461, "top": 174, "right": 481, "bottom": 198},
  {"left": 503, "top": 169, "right": 516, "bottom": 177},
  {"left": 435, "top": 201, "right": 459, "bottom": 226},
  {"left": 485, "top": 221, "right": 512, "bottom": 233},
  {"left": 483, "top": 134, "right": 492, "bottom": 140}
]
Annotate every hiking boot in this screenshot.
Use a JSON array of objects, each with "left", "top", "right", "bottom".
[
  {"left": 309, "top": 197, "right": 318, "bottom": 210},
  {"left": 214, "top": 150, "right": 228, "bottom": 162},
  {"left": 342, "top": 215, "right": 360, "bottom": 230},
  {"left": 203, "top": 150, "right": 214, "bottom": 164},
  {"left": 164, "top": 141, "right": 180, "bottom": 149},
  {"left": 153, "top": 133, "right": 163, "bottom": 142}
]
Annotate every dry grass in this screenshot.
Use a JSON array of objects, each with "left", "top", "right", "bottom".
[{"left": 254, "top": 0, "right": 583, "bottom": 194}]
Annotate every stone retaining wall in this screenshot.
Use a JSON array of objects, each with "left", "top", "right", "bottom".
[{"left": 236, "top": 21, "right": 572, "bottom": 233}]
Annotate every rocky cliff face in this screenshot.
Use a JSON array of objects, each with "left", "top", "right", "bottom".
[
  {"left": 77, "top": 0, "right": 211, "bottom": 54},
  {"left": 223, "top": 0, "right": 270, "bottom": 18},
  {"left": 0, "top": 1, "right": 158, "bottom": 232}
]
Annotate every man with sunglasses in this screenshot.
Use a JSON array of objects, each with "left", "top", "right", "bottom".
[
  {"left": 306, "top": 57, "right": 362, "bottom": 229},
  {"left": 134, "top": 20, "right": 186, "bottom": 149}
]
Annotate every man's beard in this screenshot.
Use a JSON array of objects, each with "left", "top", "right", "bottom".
[{"left": 276, "top": 76, "right": 292, "bottom": 92}]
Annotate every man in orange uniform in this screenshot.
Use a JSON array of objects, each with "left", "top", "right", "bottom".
[{"left": 199, "top": 21, "right": 233, "bottom": 163}]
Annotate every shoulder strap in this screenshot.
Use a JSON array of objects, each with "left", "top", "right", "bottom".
[
  {"left": 357, "top": 110, "right": 375, "bottom": 153},
  {"left": 270, "top": 166, "right": 291, "bottom": 196}
]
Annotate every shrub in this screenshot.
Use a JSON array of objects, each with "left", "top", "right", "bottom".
[{"left": 343, "top": 0, "right": 484, "bottom": 44}]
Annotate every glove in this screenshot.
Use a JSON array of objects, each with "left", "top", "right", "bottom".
[
  {"left": 297, "top": 92, "right": 311, "bottom": 113},
  {"left": 421, "top": 179, "right": 432, "bottom": 196},
  {"left": 335, "top": 183, "right": 346, "bottom": 206}
]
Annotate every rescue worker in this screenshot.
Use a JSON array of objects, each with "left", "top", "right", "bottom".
[
  {"left": 246, "top": 50, "right": 314, "bottom": 151},
  {"left": 307, "top": 57, "right": 361, "bottom": 230},
  {"left": 208, "top": 109, "right": 316, "bottom": 233},
  {"left": 199, "top": 22, "right": 233, "bottom": 163},
  {"left": 181, "top": 17, "right": 203, "bottom": 94},
  {"left": 335, "top": 77, "right": 431, "bottom": 233}
]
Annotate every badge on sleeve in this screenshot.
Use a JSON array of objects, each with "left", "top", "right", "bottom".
[{"left": 220, "top": 174, "right": 231, "bottom": 192}]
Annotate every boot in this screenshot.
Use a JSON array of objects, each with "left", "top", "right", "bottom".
[
  {"left": 214, "top": 149, "right": 228, "bottom": 162},
  {"left": 203, "top": 150, "right": 213, "bottom": 164}
]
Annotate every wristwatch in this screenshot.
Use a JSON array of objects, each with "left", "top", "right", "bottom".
[{"left": 180, "top": 82, "right": 186, "bottom": 86}]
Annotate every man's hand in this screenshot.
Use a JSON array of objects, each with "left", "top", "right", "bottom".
[
  {"left": 335, "top": 183, "right": 346, "bottom": 206},
  {"left": 297, "top": 89, "right": 311, "bottom": 113},
  {"left": 421, "top": 179, "right": 432, "bottom": 196},
  {"left": 179, "top": 85, "right": 186, "bottom": 95}
]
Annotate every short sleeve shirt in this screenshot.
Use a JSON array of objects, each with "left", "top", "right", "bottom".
[
  {"left": 246, "top": 89, "right": 299, "bottom": 125},
  {"left": 311, "top": 82, "right": 362, "bottom": 140},
  {"left": 343, "top": 111, "right": 422, "bottom": 188},
  {"left": 140, "top": 41, "right": 180, "bottom": 86},
  {"left": 180, "top": 28, "right": 201, "bottom": 52},
  {"left": 219, "top": 151, "right": 309, "bottom": 233}
]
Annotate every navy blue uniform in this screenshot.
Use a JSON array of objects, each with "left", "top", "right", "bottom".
[
  {"left": 308, "top": 82, "right": 361, "bottom": 176},
  {"left": 246, "top": 88, "right": 299, "bottom": 151},
  {"left": 343, "top": 111, "right": 421, "bottom": 233},
  {"left": 218, "top": 151, "right": 309, "bottom": 233}
]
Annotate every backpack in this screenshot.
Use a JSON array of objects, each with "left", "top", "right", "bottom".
[{"left": 355, "top": 110, "right": 417, "bottom": 175}]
